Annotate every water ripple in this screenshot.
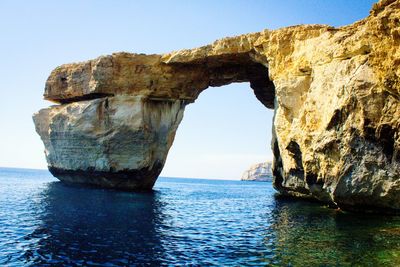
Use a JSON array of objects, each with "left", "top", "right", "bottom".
[{"left": 0, "top": 168, "right": 399, "bottom": 266}]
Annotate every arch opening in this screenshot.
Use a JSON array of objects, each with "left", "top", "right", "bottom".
[
  {"left": 161, "top": 82, "right": 274, "bottom": 180},
  {"left": 34, "top": 50, "right": 278, "bottom": 190},
  {"left": 164, "top": 52, "right": 275, "bottom": 109}
]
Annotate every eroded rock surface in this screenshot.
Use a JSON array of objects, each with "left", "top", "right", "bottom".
[
  {"left": 34, "top": 0, "right": 400, "bottom": 212},
  {"left": 34, "top": 96, "right": 185, "bottom": 189}
]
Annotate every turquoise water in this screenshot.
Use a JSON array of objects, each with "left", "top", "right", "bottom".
[{"left": 0, "top": 168, "right": 399, "bottom": 266}]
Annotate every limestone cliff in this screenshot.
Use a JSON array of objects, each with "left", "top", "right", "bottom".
[
  {"left": 34, "top": 0, "right": 400, "bottom": 212},
  {"left": 33, "top": 96, "right": 184, "bottom": 189},
  {"left": 241, "top": 162, "right": 273, "bottom": 182}
]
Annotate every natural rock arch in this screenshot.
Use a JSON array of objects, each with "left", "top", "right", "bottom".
[
  {"left": 35, "top": 40, "right": 277, "bottom": 189},
  {"left": 34, "top": 0, "right": 400, "bottom": 213}
]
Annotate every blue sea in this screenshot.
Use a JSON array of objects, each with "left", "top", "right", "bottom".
[{"left": 0, "top": 167, "right": 399, "bottom": 266}]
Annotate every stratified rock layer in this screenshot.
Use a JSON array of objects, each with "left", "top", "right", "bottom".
[
  {"left": 34, "top": 96, "right": 185, "bottom": 189},
  {"left": 34, "top": 0, "right": 400, "bottom": 212},
  {"left": 241, "top": 162, "right": 273, "bottom": 182}
]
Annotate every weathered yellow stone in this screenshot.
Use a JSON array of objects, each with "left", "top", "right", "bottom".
[{"left": 34, "top": 0, "right": 400, "bottom": 212}]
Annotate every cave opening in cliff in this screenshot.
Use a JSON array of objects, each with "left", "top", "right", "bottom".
[{"left": 160, "top": 80, "right": 275, "bottom": 180}]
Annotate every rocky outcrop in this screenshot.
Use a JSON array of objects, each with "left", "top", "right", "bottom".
[
  {"left": 43, "top": 50, "right": 274, "bottom": 108},
  {"left": 34, "top": 0, "right": 400, "bottom": 212},
  {"left": 241, "top": 162, "right": 273, "bottom": 182},
  {"left": 33, "top": 96, "right": 184, "bottom": 189}
]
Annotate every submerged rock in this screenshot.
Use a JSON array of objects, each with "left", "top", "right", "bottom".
[
  {"left": 34, "top": 0, "right": 400, "bottom": 212},
  {"left": 241, "top": 162, "right": 273, "bottom": 182}
]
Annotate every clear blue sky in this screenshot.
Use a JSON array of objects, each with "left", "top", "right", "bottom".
[{"left": 0, "top": 0, "right": 376, "bottom": 179}]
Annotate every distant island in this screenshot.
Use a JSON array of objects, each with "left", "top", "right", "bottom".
[{"left": 241, "top": 162, "right": 273, "bottom": 182}]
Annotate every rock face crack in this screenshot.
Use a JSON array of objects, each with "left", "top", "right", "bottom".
[{"left": 34, "top": 0, "right": 400, "bottom": 213}]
